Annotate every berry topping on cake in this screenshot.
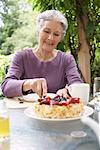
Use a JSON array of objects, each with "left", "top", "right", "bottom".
[{"left": 38, "top": 95, "right": 80, "bottom": 106}]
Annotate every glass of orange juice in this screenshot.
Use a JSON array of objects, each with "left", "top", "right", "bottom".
[
  {"left": 0, "top": 101, "right": 9, "bottom": 138},
  {"left": 0, "top": 100, "right": 10, "bottom": 150},
  {"left": 0, "top": 112, "right": 9, "bottom": 138}
]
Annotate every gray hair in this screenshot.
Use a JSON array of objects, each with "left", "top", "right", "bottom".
[{"left": 36, "top": 10, "right": 68, "bottom": 37}]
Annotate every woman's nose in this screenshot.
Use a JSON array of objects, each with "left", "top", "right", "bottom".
[{"left": 48, "top": 33, "right": 54, "bottom": 40}]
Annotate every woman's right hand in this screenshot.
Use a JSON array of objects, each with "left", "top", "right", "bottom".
[{"left": 22, "top": 78, "right": 47, "bottom": 98}]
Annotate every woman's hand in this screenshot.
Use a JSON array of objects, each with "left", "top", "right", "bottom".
[
  {"left": 56, "top": 88, "right": 71, "bottom": 98},
  {"left": 22, "top": 78, "right": 47, "bottom": 98}
]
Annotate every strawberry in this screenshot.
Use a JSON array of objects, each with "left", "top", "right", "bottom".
[
  {"left": 50, "top": 100, "right": 59, "bottom": 105},
  {"left": 40, "top": 100, "right": 50, "bottom": 105},
  {"left": 38, "top": 98, "right": 43, "bottom": 102},
  {"left": 70, "top": 97, "right": 80, "bottom": 103},
  {"left": 45, "top": 96, "right": 51, "bottom": 102},
  {"left": 59, "top": 101, "right": 69, "bottom": 106}
]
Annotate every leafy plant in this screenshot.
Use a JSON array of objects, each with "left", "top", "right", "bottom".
[{"left": 0, "top": 55, "right": 11, "bottom": 83}]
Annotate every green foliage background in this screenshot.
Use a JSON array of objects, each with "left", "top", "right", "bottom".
[{"left": 0, "top": 55, "right": 11, "bottom": 83}]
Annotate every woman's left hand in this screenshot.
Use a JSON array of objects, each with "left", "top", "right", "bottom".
[{"left": 56, "top": 88, "right": 70, "bottom": 98}]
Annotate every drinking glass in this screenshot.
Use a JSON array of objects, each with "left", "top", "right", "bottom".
[
  {"left": 0, "top": 101, "right": 10, "bottom": 150},
  {"left": 93, "top": 77, "right": 100, "bottom": 122},
  {"left": 93, "top": 77, "right": 100, "bottom": 97}
]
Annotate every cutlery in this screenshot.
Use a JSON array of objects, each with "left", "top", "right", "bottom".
[{"left": 18, "top": 97, "right": 34, "bottom": 103}]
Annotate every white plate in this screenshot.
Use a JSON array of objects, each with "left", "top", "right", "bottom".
[
  {"left": 24, "top": 105, "right": 94, "bottom": 121},
  {"left": 18, "top": 93, "right": 39, "bottom": 102},
  {"left": 21, "top": 93, "right": 56, "bottom": 102},
  {"left": 88, "top": 96, "right": 100, "bottom": 106}
]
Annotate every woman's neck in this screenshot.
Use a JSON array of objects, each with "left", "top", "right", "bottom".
[{"left": 32, "top": 46, "right": 57, "bottom": 62}]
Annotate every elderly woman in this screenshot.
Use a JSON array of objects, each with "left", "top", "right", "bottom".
[{"left": 1, "top": 10, "right": 83, "bottom": 98}]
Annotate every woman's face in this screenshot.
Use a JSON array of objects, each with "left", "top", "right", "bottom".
[{"left": 38, "top": 20, "right": 63, "bottom": 52}]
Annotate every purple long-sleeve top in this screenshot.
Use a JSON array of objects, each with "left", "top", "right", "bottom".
[{"left": 1, "top": 49, "right": 83, "bottom": 97}]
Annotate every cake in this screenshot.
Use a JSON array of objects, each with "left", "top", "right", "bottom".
[{"left": 33, "top": 95, "right": 84, "bottom": 119}]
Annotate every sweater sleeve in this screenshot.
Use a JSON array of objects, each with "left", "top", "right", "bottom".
[
  {"left": 1, "top": 52, "right": 26, "bottom": 97},
  {"left": 64, "top": 53, "right": 83, "bottom": 85}
]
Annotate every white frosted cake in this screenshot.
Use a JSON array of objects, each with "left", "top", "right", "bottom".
[{"left": 33, "top": 95, "right": 84, "bottom": 119}]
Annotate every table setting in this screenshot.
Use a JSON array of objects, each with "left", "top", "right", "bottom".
[{"left": 0, "top": 83, "right": 100, "bottom": 150}]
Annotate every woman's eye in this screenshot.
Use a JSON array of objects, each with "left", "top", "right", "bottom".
[
  {"left": 43, "top": 30, "right": 61, "bottom": 37},
  {"left": 54, "top": 33, "right": 60, "bottom": 36},
  {"left": 43, "top": 30, "right": 50, "bottom": 34}
]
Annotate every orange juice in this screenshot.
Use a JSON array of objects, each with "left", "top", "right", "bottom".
[{"left": 0, "top": 117, "right": 9, "bottom": 137}]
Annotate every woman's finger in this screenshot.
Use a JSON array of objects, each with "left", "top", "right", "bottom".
[
  {"left": 36, "top": 80, "right": 43, "bottom": 98},
  {"left": 56, "top": 88, "right": 70, "bottom": 98},
  {"left": 41, "top": 78, "right": 47, "bottom": 96}
]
